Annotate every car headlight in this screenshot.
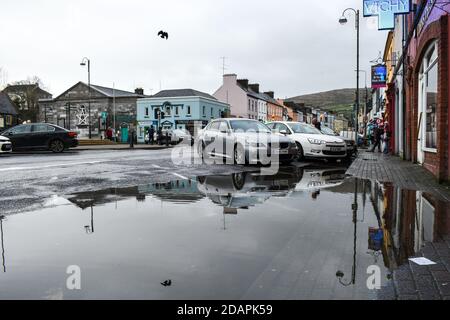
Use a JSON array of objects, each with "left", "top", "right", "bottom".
[{"left": 308, "top": 138, "right": 326, "bottom": 145}]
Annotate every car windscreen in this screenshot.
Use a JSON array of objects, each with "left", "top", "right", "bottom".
[
  {"left": 321, "top": 126, "right": 336, "bottom": 135},
  {"left": 230, "top": 121, "right": 271, "bottom": 133},
  {"left": 288, "top": 123, "right": 321, "bottom": 134}
]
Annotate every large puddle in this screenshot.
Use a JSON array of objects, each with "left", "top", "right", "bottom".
[{"left": 0, "top": 165, "right": 448, "bottom": 299}]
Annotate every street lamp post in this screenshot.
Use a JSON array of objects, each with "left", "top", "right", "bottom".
[
  {"left": 339, "top": 8, "right": 360, "bottom": 147},
  {"left": 80, "top": 57, "right": 92, "bottom": 139}
]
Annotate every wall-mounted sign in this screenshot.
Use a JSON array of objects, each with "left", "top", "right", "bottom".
[
  {"left": 371, "top": 64, "right": 387, "bottom": 89},
  {"left": 363, "top": 0, "right": 411, "bottom": 30},
  {"left": 416, "top": 0, "right": 437, "bottom": 36}
]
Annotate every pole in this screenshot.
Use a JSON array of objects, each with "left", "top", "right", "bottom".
[
  {"left": 113, "top": 82, "right": 116, "bottom": 141},
  {"left": 88, "top": 59, "right": 92, "bottom": 139},
  {"left": 356, "top": 10, "right": 360, "bottom": 147}
]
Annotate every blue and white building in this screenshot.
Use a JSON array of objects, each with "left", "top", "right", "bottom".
[{"left": 136, "top": 89, "right": 229, "bottom": 143}]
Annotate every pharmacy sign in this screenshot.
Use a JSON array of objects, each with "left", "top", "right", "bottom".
[{"left": 363, "top": 0, "right": 411, "bottom": 30}]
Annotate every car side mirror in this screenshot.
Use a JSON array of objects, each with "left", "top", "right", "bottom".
[
  {"left": 8, "top": 131, "right": 13, "bottom": 136},
  {"left": 279, "top": 130, "right": 288, "bottom": 135}
]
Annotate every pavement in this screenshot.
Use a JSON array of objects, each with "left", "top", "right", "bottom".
[
  {"left": 347, "top": 151, "right": 450, "bottom": 300},
  {"left": 346, "top": 150, "right": 450, "bottom": 202}
]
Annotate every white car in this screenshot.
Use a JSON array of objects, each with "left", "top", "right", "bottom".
[
  {"left": 0, "top": 135, "right": 12, "bottom": 154},
  {"left": 267, "top": 121, "right": 347, "bottom": 161},
  {"left": 197, "top": 118, "right": 298, "bottom": 165}
]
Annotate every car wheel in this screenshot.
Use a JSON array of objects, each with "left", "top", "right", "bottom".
[
  {"left": 296, "top": 142, "right": 304, "bottom": 161},
  {"left": 232, "top": 172, "right": 247, "bottom": 190},
  {"left": 234, "top": 144, "right": 246, "bottom": 165},
  {"left": 49, "top": 139, "right": 65, "bottom": 153}
]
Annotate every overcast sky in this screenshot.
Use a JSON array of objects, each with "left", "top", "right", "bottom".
[{"left": 0, "top": 0, "right": 388, "bottom": 98}]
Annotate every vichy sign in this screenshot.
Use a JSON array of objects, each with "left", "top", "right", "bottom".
[{"left": 363, "top": 0, "right": 411, "bottom": 30}]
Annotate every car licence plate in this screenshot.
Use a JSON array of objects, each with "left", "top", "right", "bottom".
[
  {"left": 330, "top": 147, "right": 342, "bottom": 152},
  {"left": 275, "top": 149, "right": 289, "bottom": 155}
]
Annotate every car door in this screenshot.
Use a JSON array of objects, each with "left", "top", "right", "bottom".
[
  {"left": 31, "top": 124, "right": 52, "bottom": 148},
  {"left": 5, "top": 124, "right": 32, "bottom": 149},
  {"left": 217, "top": 120, "right": 231, "bottom": 157}
]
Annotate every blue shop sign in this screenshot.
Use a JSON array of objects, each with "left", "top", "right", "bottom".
[{"left": 363, "top": 0, "right": 411, "bottom": 30}]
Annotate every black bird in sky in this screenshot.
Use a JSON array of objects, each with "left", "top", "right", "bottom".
[
  {"left": 161, "top": 280, "right": 172, "bottom": 287},
  {"left": 158, "top": 30, "right": 169, "bottom": 40}
]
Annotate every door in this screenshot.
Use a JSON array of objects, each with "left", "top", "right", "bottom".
[
  {"left": 31, "top": 124, "right": 53, "bottom": 148},
  {"left": 121, "top": 127, "right": 129, "bottom": 144},
  {"left": 5, "top": 124, "right": 32, "bottom": 149},
  {"left": 417, "top": 79, "right": 425, "bottom": 164}
]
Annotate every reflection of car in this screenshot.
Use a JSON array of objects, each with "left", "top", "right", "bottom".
[
  {"left": 0, "top": 135, "right": 12, "bottom": 154},
  {"left": 197, "top": 118, "right": 297, "bottom": 165},
  {"left": 320, "top": 126, "right": 356, "bottom": 159},
  {"left": 294, "top": 167, "right": 347, "bottom": 192},
  {"left": 267, "top": 121, "right": 347, "bottom": 161},
  {"left": 197, "top": 168, "right": 303, "bottom": 209},
  {"left": 1, "top": 123, "right": 78, "bottom": 153}
]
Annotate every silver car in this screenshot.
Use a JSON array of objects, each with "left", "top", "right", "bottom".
[{"left": 197, "top": 118, "right": 298, "bottom": 165}]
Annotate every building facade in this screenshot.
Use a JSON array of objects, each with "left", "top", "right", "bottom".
[
  {"left": 375, "top": 0, "right": 450, "bottom": 182},
  {"left": 0, "top": 91, "right": 19, "bottom": 131},
  {"left": 38, "top": 81, "right": 146, "bottom": 140},
  {"left": 3, "top": 84, "right": 52, "bottom": 123},
  {"left": 136, "top": 89, "right": 229, "bottom": 143}
]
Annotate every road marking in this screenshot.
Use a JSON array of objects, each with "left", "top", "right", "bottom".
[
  {"left": 171, "top": 172, "right": 188, "bottom": 180},
  {"left": 0, "top": 161, "right": 103, "bottom": 172}
]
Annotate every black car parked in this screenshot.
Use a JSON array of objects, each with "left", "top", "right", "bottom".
[{"left": 0, "top": 123, "right": 79, "bottom": 153}]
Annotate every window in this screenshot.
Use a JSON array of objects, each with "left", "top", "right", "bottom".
[
  {"left": 203, "top": 106, "right": 206, "bottom": 116},
  {"left": 218, "top": 121, "right": 229, "bottom": 132},
  {"left": 175, "top": 106, "right": 179, "bottom": 116},
  {"left": 187, "top": 106, "right": 191, "bottom": 115},
  {"left": 419, "top": 41, "right": 438, "bottom": 151},
  {"left": 209, "top": 121, "right": 220, "bottom": 131},
  {"left": 33, "top": 124, "right": 49, "bottom": 132},
  {"left": 9, "top": 124, "right": 32, "bottom": 134},
  {"left": 145, "top": 107, "right": 149, "bottom": 116},
  {"left": 248, "top": 99, "right": 251, "bottom": 110}
]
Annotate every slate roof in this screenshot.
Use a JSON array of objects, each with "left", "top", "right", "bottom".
[
  {"left": 152, "top": 89, "right": 218, "bottom": 100},
  {"left": 236, "top": 82, "right": 284, "bottom": 107},
  {"left": 3, "top": 84, "right": 52, "bottom": 98},
  {"left": 89, "top": 83, "right": 145, "bottom": 98},
  {"left": 0, "top": 92, "right": 18, "bottom": 115}
]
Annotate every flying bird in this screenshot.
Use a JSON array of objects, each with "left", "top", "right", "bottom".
[
  {"left": 161, "top": 280, "right": 172, "bottom": 287},
  {"left": 158, "top": 30, "right": 169, "bottom": 40}
]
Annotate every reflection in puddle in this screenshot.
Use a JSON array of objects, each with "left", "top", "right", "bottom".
[{"left": 0, "top": 165, "right": 448, "bottom": 299}]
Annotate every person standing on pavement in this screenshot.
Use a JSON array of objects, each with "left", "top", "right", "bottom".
[
  {"left": 383, "top": 122, "right": 391, "bottom": 154},
  {"left": 129, "top": 125, "right": 135, "bottom": 148},
  {"left": 157, "top": 127, "right": 163, "bottom": 145},
  {"left": 370, "top": 124, "right": 383, "bottom": 153},
  {"left": 149, "top": 126, "right": 155, "bottom": 145},
  {"left": 312, "top": 117, "right": 321, "bottom": 131}
]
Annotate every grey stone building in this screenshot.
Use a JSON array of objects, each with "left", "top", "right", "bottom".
[{"left": 38, "top": 81, "right": 146, "bottom": 139}]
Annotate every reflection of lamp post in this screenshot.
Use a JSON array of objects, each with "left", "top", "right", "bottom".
[
  {"left": 0, "top": 215, "right": 6, "bottom": 273},
  {"left": 339, "top": 8, "right": 360, "bottom": 147},
  {"left": 84, "top": 205, "right": 95, "bottom": 234},
  {"left": 336, "top": 178, "right": 358, "bottom": 286},
  {"left": 80, "top": 57, "right": 92, "bottom": 139}
]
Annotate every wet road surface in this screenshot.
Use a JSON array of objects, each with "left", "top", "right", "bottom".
[{"left": 0, "top": 149, "right": 448, "bottom": 299}]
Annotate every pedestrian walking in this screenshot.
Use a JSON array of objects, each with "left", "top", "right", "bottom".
[
  {"left": 129, "top": 125, "right": 135, "bottom": 148},
  {"left": 369, "top": 125, "right": 383, "bottom": 153}
]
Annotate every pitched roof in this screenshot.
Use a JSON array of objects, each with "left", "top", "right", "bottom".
[
  {"left": 236, "top": 81, "right": 285, "bottom": 107},
  {"left": 0, "top": 92, "right": 18, "bottom": 115},
  {"left": 53, "top": 81, "right": 146, "bottom": 100},
  {"left": 89, "top": 83, "right": 145, "bottom": 98},
  {"left": 152, "top": 89, "right": 217, "bottom": 100}
]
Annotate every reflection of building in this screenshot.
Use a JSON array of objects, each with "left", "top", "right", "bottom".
[
  {"left": 369, "top": 180, "right": 450, "bottom": 270},
  {"left": 68, "top": 179, "right": 204, "bottom": 209},
  {"left": 136, "top": 89, "right": 229, "bottom": 142}
]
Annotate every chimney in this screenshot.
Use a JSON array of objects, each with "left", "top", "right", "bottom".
[
  {"left": 237, "top": 79, "right": 249, "bottom": 89},
  {"left": 249, "top": 84, "right": 260, "bottom": 93},
  {"left": 135, "top": 88, "right": 144, "bottom": 95},
  {"left": 264, "top": 91, "right": 274, "bottom": 98},
  {"left": 223, "top": 73, "right": 237, "bottom": 85}
]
